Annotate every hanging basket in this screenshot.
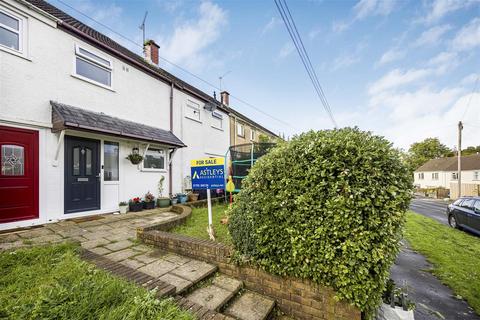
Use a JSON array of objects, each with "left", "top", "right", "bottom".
[{"left": 126, "top": 153, "right": 143, "bottom": 165}]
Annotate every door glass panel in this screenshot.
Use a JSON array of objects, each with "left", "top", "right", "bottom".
[
  {"left": 1, "top": 145, "right": 24, "bottom": 176},
  {"left": 73, "top": 147, "right": 80, "bottom": 175},
  {"left": 85, "top": 148, "right": 92, "bottom": 175},
  {"left": 104, "top": 142, "right": 119, "bottom": 181}
]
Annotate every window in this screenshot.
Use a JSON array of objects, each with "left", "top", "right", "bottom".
[
  {"left": 250, "top": 129, "right": 256, "bottom": 141},
  {"left": 453, "top": 199, "right": 463, "bottom": 206},
  {"left": 0, "top": 9, "right": 21, "bottom": 51},
  {"left": 1, "top": 145, "right": 24, "bottom": 176},
  {"left": 475, "top": 171, "right": 479, "bottom": 180},
  {"left": 452, "top": 172, "right": 458, "bottom": 180},
  {"left": 211, "top": 111, "right": 223, "bottom": 129},
  {"left": 461, "top": 198, "right": 475, "bottom": 209},
  {"left": 85, "top": 148, "right": 92, "bottom": 175},
  {"left": 237, "top": 123, "right": 245, "bottom": 137},
  {"left": 474, "top": 200, "right": 480, "bottom": 213},
  {"left": 104, "top": 142, "right": 119, "bottom": 181},
  {"left": 73, "top": 147, "right": 80, "bottom": 176},
  {"left": 418, "top": 173, "right": 424, "bottom": 180},
  {"left": 75, "top": 45, "right": 112, "bottom": 87},
  {"left": 143, "top": 148, "right": 165, "bottom": 170},
  {"left": 432, "top": 172, "right": 439, "bottom": 180},
  {"left": 185, "top": 100, "right": 201, "bottom": 121}
]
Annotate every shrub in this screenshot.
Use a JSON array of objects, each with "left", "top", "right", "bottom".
[{"left": 228, "top": 128, "right": 412, "bottom": 318}]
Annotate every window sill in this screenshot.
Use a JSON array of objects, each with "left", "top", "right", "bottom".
[
  {"left": 0, "top": 45, "right": 31, "bottom": 61},
  {"left": 141, "top": 168, "right": 167, "bottom": 173},
  {"left": 185, "top": 116, "right": 202, "bottom": 124},
  {"left": 71, "top": 74, "right": 115, "bottom": 92},
  {"left": 211, "top": 125, "right": 224, "bottom": 131}
]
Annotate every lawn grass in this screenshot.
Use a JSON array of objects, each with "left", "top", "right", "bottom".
[
  {"left": 172, "top": 204, "right": 232, "bottom": 245},
  {"left": 0, "top": 243, "right": 193, "bottom": 320},
  {"left": 404, "top": 211, "right": 480, "bottom": 314}
]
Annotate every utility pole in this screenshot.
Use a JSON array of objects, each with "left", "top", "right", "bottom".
[{"left": 458, "top": 121, "right": 463, "bottom": 198}]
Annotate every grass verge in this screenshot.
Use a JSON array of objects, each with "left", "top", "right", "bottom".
[
  {"left": 172, "top": 204, "right": 232, "bottom": 245},
  {"left": 404, "top": 211, "right": 480, "bottom": 314},
  {"left": 0, "top": 243, "right": 193, "bottom": 320}
]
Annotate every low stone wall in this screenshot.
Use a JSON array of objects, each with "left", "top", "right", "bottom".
[
  {"left": 137, "top": 205, "right": 192, "bottom": 233},
  {"left": 138, "top": 227, "right": 361, "bottom": 320}
]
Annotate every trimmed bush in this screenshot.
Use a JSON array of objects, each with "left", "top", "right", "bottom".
[{"left": 228, "top": 128, "right": 412, "bottom": 319}]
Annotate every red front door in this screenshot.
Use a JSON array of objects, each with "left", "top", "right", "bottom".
[{"left": 0, "top": 126, "right": 39, "bottom": 223}]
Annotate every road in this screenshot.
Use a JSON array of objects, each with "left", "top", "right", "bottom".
[{"left": 389, "top": 197, "right": 480, "bottom": 320}]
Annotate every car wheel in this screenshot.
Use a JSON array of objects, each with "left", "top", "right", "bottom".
[{"left": 448, "top": 214, "right": 458, "bottom": 229}]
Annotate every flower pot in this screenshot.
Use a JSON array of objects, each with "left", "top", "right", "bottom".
[
  {"left": 177, "top": 194, "right": 187, "bottom": 204},
  {"left": 157, "top": 198, "right": 171, "bottom": 208},
  {"left": 143, "top": 201, "right": 155, "bottom": 210},
  {"left": 119, "top": 205, "right": 128, "bottom": 214},
  {"left": 188, "top": 193, "right": 199, "bottom": 202},
  {"left": 171, "top": 198, "right": 178, "bottom": 205},
  {"left": 129, "top": 202, "right": 143, "bottom": 212}
]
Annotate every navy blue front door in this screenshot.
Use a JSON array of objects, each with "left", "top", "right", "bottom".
[{"left": 64, "top": 136, "right": 100, "bottom": 214}]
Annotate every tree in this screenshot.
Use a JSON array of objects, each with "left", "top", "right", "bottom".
[
  {"left": 462, "top": 145, "right": 480, "bottom": 156},
  {"left": 406, "top": 138, "right": 453, "bottom": 171}
]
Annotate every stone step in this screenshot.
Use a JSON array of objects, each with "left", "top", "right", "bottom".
[
  {"left": 223, "top": 290, "right": 275, "bottom": 320},
  {"left": 185, "top": 275, "right": 243, "bottom": 311},
  {"left": 166, "top": 259, "right": 218, "bottom": 294}
]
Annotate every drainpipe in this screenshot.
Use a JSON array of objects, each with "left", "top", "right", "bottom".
[{"left": 169, "top": 83, "right": 174, "bottom": 196}]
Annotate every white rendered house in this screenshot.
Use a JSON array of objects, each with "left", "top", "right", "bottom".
[{"left": 0, "top": 0, "right": 230, "bottom": 230}]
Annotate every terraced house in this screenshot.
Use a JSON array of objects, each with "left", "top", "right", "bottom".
[{"left": 0, "top": 0, "right": 272, "bottom": 230}]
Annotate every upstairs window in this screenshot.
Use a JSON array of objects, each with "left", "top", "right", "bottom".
[
  {"left": 74, "top": 45, "right": 112, "bottom": 87},
  {"left": 475, "top": 171, "right": 479, "bottom": 180},
  {"left": 250, "top": 129, "right": 256, "bottom": 141},
  {"left": 0, "top": 9, "right": 21, "bottom": 51},
  {"left": 237, "top": 123, "right": 245, "bottom": 137},
  {"left": 211, "top": 111, "right": 223, "bottom": 129},
  {"left": 418, "top": 173, "right": 424, "bottom": 180},
  {"left": 432, "top": 172, "right": 439, "bottom": 180},
  {"left": 185, "top": 100, "right": 201, "bottom": 122},
  {"left": 452, "top": 172, "right": 458, "bottom": 180}
]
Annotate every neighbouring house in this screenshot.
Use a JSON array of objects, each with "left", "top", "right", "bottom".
[
  {"left": 219, "top": 91, "right": 278, "bottom": 146},
  {"left": 0, "top": 0, "right": 273, "bottom": 230},
  {"left": 414, "top": 154, "right": 480, "bottom": 198}
]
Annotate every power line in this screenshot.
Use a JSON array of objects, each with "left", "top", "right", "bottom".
[
  {"left": 53, "top": 0, "right": 297, "bottom": 130},
  {"left": 461, "top": 74, "right": 479, "bottom": 120},
  {"left": 274, "top": 0, "right": 337, "bottom": 128}
]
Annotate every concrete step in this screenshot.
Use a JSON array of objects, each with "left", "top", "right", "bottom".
[
  {"left": 223, "top": 290, "right": 275, "bottom": 320},
  {"left": 165, "top": 259, "right": 218, "bottom": 294},
  {"left": 185, "top": 275, "right": 243, "bottom": 311}
]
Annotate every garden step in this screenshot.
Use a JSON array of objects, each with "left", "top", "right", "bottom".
[
  {"left": 185, "top": 275, "right": 243, "bottom": 311},
  {"left": 223, "top": 290, "right": 275, "bottom": 320}
]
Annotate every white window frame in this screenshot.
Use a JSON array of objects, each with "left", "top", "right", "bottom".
[
  {"left": 141, "top": 146, "right": 167, "bottom": 172},
  {"left": 73, "top": 44, "right": 113, "bottom": 90},
  {"left": 418, "top": 172, "right": 424, "bottom": 180},
  {"left": 474, "top": 171, "right": 479, "bottom": 181},
  {"left": 185, "top": 100, "right": 201, "bottom": 122},
  {"left": 452, "top": 172, "right": 458, "bottom": 180},
  {"left": 250, "top": 129, "right": 256, "bottom": 141},
  {"left": 0, "top": 7, "right": 24, "bottom": 55},
  {"left": 237, "top": 123, "right": 245, "bottom": 137},
  {"left": 432, "top": 172, "right": 439, "bottom": 180},
  {"left": 211, "top": 111, "right": 223, "bottom": 130}
]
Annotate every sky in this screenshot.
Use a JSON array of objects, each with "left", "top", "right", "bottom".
[{"left": 49, "top": 0, "right": 480, "bottom": 150}]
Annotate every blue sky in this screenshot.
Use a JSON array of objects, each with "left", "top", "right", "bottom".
[{"left": 50, "top": 0, "right": 480, "bottom": 150}]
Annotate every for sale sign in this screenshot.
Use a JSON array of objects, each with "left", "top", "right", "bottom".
[{"left": 190, "top": 157, "right": 225, "bottom": 189}]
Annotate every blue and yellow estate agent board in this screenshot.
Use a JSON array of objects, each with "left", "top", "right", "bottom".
[{"left": 190, "top": 158, "right": 225, "bottom": 190}]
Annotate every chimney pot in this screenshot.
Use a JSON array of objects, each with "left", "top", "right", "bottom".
[
  {"left": 144, "top": 39, "right": 160, "bottom": 65},
  {"left": 221, "top": 91, "right": 230, "bottom": 106}
]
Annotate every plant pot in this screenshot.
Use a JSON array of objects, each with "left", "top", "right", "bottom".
[
  {"left": 119, "top": 205, "right": 128, "bottom": 214},
  {"left": 171, "top": 198, "right": 178, "bottom": 205},
  {"left": 143, "top": 201, "right": 155, "bottom": 210},
  {"left": 129, "top": 202, "right": 143, "bottom": 212},
  {"left": 377, "top": 303, "right": 414, "bottom": 320},
  {"left": 177, "top": 194, "right": 187, "bottom": 204},
  {"left": 157, "top": 198, "right": 171, "bottom": 208},
  {"left": 188, "top": 193, "right": 199, "bottom": 202}
]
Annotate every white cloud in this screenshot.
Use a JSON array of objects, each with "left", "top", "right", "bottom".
[
  {"left": 460, "top": 73, "right": 479, "bottom": 86},
  {"left": 353, "top": 0, "right": 396, "bottom": 20},
  {"left": 332, "top": 54, "right": 360, "bottom": 70},
  {"left": 332, "top": 21, "right": 350, "bottom": 33},
  {"left": 308, "top": 27, "right": 322, "bottom": 40},
  {"left": 376, "top": 48, "right": 406, "bottom": 66},
  {"left": 428, "top": 51, "right": 459, "bottom": 74},
  {"left": 277, "top": 42, "right": 295, "bottom": 59},
  {"left": 158, "top": 2, "right": 227, "bottom": 70},
  {"left": 422, "top": 0, "right": 479, "bottom": 24},
  {"left": 261, "top": 17, "right": 281, "bottom": 35},
  {"left": 414, "top": 24, "right": 452, "bottom": 47},
  {"left": 451, "top": 17, "right": 480, "bottom": 51},
  {"left": 368, "top": 68, "right": 432, "bottom": 95}
]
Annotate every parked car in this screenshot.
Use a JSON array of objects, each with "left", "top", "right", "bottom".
[{"left": 446, "top": 196, "right": 480, "bottom": 235}]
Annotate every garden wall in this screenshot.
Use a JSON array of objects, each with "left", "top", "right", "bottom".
[{"left": 137, "top": 210, "right": 360, "bottom": 320}]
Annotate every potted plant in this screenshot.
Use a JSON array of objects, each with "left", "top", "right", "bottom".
[
  {"left": 377, "top": 279, "right": 415, "bottom": 320},
  {"left": 119, "top": 201, "right": 128, "bottom": 214},
  {"left": 129, "top": 197, "right": 143, "bottom": 212},
  {"left": 176, "top": 192, "right": 188, "bottom": 204},
  {"left": 157, "top": 176, "right": 171, "bottom": 208},
  {"left": 143, "top": 191, "right": 156, "bottom": 209},
  {"left": 188, "top": 191, "right": 199, "bottom": 202},
  {"left": 126, "top": 153, "right": 143, "bottom": 165},
  {"left": 170, "top": 196, "right": 178, "bottom": 205}
]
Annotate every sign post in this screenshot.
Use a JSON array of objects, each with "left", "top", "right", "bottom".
[{"left": 191, "top": 157, "right": 225, "bottom": 240}]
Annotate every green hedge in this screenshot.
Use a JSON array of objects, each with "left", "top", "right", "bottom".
[{"left": 228, "top": 128, "right": 412, "bottom": 318}]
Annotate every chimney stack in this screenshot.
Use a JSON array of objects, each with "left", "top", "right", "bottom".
[
  {"left": 220, "top": 91, "right": 230, "bottom": 106},
  {"left": 144, "top": 40, "right": 159, "bottom": 65}
]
